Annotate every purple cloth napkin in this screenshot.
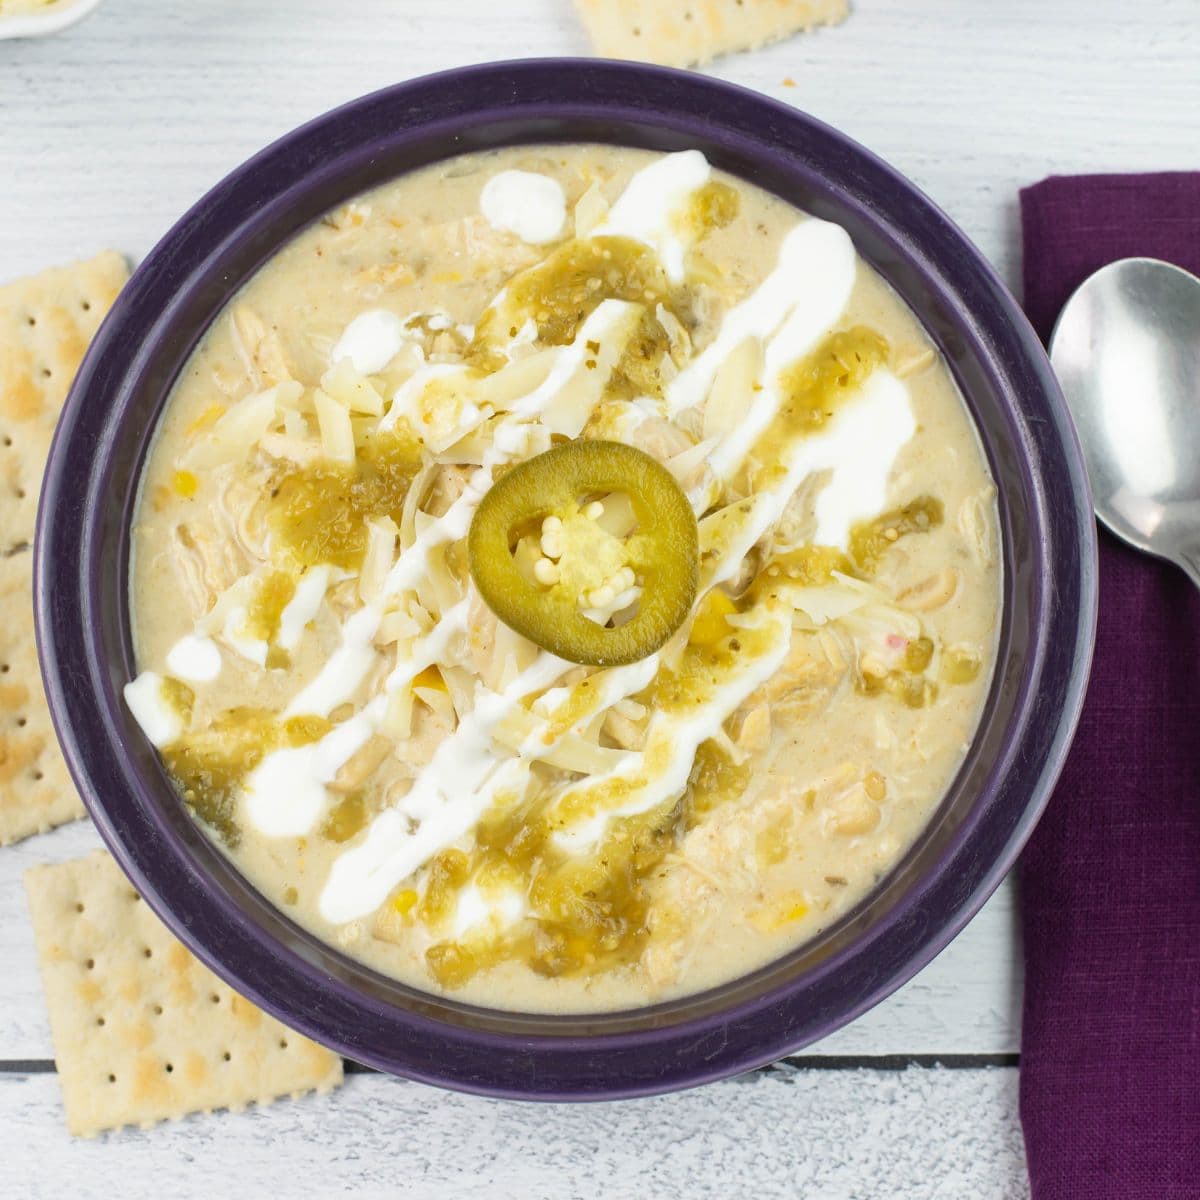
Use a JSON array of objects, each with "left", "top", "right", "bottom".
[{"left": 1019, "top": 174, "right": 1200, "bottom": 1199}]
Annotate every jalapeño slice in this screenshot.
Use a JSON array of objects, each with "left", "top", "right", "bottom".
[{"left": 468, "top": 440, "right": 698, "bottom": 666}]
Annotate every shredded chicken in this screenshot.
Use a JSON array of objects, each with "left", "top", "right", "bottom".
[
  {"left": 899, "top": 567, "right": 959, "bottom": 612},
  {"left": 422, "top": 215, "right": 540, "bottom": 278},
  {"left": 631, "top": 416, "right": 695, "bottom": 464},
  {"left": 465, "top": 584, "right": 505, "bottom": 692},
  {"left": 168, "top": 527, "right": 217, "bottom": 618},
  {"left": 958, "top": 487, "right": 997, "bottom": 569},
  {"left": 602, "top": 708, "right": 647, "bottom": 751},
  {"left": 231, "top": 305, "right": 293, "bottom": 389},
  {"left": 259, "top": 432, "right": 322, "bottom": 467},
  {"left": 743, "top": 633, "right": 845, "bottom": 719},
  {"left": 893, "top": 343, "right": 936, "bottom": 379},
  {"left": 769, "top": 471, "right": 828, "bottom": 553},
  {"left": 823, "top": 782, "right": 882, "bottom": 838},
  {"left": 393, "top": 702, "right": 452, "bottom": 770},
  {"left": 330, "top": 735, "right": 392, "bottom": 794},
  {"left": 216, "top": 474, "right": 271, "bottom": 564},
  {"left": 426, "top": 464, "right": 472, "bottom": 517},
  {"left": 171, "top": 521, "right": 244, "bottom": 612},
  {"left": 733, "top": 703, "right": 771, "bottom": 754}
]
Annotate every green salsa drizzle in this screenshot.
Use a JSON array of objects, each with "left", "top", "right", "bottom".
[
  {"left": 470, "top": 236, "right": 688, "bottom": 364},
  {"left": 162, "top": 710, "right": 332, "bottom": 847},
  {"left": 268, "top": 430, "right": 422, "bottom": 571}
]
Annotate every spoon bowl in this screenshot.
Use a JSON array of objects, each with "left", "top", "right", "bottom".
[{"left": 1050, "top": 257, "right": 1200, "bottom": 584}]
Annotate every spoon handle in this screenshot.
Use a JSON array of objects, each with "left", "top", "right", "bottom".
[{"left": 1177, "top": 551, "right": 1200, "bottom": 593}]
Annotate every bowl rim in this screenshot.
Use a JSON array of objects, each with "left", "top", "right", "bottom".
[
  {"left": 35, "top": 58, "right": 1098, "bottom": 1100},
  {"left": 0, "top": 0, "right": 106, "bottom": 41}
]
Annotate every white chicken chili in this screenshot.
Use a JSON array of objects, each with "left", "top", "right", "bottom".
[{"left": 127, "top": 144, "right": 1000, "bottom": 1013}]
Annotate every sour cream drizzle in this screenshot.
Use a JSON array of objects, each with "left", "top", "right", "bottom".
[
  {"left": 319, "top": 653, "right": 572, "bottom": 923},
  {"left": 479, "top": 170, "right": 566, "bottom": 245},
  {"left": 523, "top": 654, "right": 661, "bottom": 753},
  {"left": 382, "top": 598, "right": 470, "bottom": 693},
  {"left": 248, "top": 606, "right": 473, "bottom": 835},
  {"left": 331, "top": 309, "right": 407, "bottom": 375},
  {"left": 244, "top": 714, "right": 375, "bottom": 838},
  {"left": 548, "top": 371, "right": 915, "bottom": 850},
  {"left": 165, "top": 634, "right": 221, "bottom": 684},
  {"left": 320, "top": 647, "right": 661, "bottom": 921},
  {"left": 553, "top": 613, "right": 793, "bottom": 853},
  {"left": 282, "top": 606, "right": 381, "bottom": 720},
  {"left": 805, "top": 371, "right": 916, "bottom": 547},
  {"left": 451, "top": 882, "right": 528, "bottom": 939},
  {"left": 243, "top": 301, "right": 641, "bottom": 837},
  {"left": 593, "top": 149, "right": 711, "bottom": 284},
  {"left": 667, "top": 218, "right": 856, "bottom": 416},
  {"left": 278, "top": 566, "right": 331, "bottom": 653},
  {"left": 123, "top": 672, "right": 182, "bottom": 748},
  {"left": 706, "top": 222, "right": 858, "bottom": 480},
  {"left": 125, "top": 150, "right": 922, "bottom": 935},
  {"left": 220, "top": 597, "right": 268, "bottom": 666},
  {"left": 378, "top": 362, "right": 481, "bottom": 448}
]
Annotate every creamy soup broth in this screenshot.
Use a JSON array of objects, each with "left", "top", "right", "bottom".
[{"left": 128, "top": 144, "right": 1000, "bottom": 1013}]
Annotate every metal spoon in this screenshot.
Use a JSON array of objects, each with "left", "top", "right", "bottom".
[{"left": 1050, "top": 257, "right": 1200, "bottom": 587}]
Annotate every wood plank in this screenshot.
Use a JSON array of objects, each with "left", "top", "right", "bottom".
[
  {"left": 0, "top": 0, "right": 1195, "bottom": 288},
  {"left": 0, "top": 1067, "right": 1028, "bottom": 1198}
]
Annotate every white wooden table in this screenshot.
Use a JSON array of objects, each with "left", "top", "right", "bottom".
[{"left": 1, "top": 2, "right": 1196, "bottom": 1195}]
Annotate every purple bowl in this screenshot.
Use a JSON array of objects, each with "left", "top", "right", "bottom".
[{"left": 35, "top": 60, "right": 1097, "bottom": 1099}]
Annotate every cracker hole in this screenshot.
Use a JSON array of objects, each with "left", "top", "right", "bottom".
[
  {"left": 85, "top": 958, "right": 94, "bottom": 970},
  {"left": 142, "top": 947, "right": 153, "bottom": 958},
  {"left": 17, "top": 717, "right": 26, "bottom": 728},
  {"left": 107, "top": 1073, "right": 116, "bottom": 1084},
  {"left": 74, "top": 902, "right": 84, "bottom": 913},
  {"left": 0, "top": 663, "right": 8, "bottom": 673},
  {"left": 14, "top": 488, "right": 25, "bottom": 499},
  {"left": 210, "top": 993, "right": 220, "bottom": 1004},
  {"left": 152, "top": 1004, "right": 163, "bottom": 1016},
  {"left": 26, "top": 316, "right": 35, "bottom": 327},
  {"left": 1, "top": 436, "right": 10, "bottom": 447},
  {"left": 222, "top": 1051, "right": 232, "bottom": 1062},
  {"left": 164, "top": 1063, "right": 174, "bottom": 1074},
  {"left": 40, "top": 368, "right": 51, "bottom": 379},
  {"left": 96, "top": 1016, "right": 105, "bottom": 1027},
  {"left": 81, "top": 300, "right": 92, "bottom": 312},
  {"left": 278, "top": 1038, "right": 288, "bottom": 1049},
  {"left": 32, "top": 770, "right": 43, "bottom": 781}
]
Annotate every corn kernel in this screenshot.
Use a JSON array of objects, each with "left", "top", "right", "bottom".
[
  {"left": 748, "top": 892, "right": 809, "bottom": 932},
  {"left": 184, "top": 403, "right": 226, "bottom": 437},
  {"left": 689, "top": 589, "right": 738, "bottom": 646},
  {"left": 411, "top": 664, "right": 446, "bottom": 692},
  {"left": 171, "top": 469, "right": 198, "bottom": 498}
]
